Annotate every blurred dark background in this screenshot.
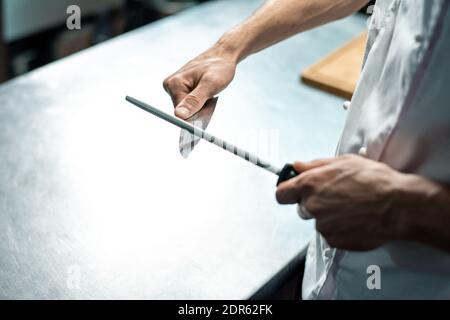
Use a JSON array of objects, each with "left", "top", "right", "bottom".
[{"left": 0, "top": 0, "right": 213, "bottom": 83}]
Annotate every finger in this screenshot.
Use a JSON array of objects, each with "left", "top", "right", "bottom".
[
  {"left": 175, "top": 84, "right": 212, "bottom": 119},
  {"left": 276, "top": 165, "right": 330, "bottom": 205},
  {"left": 163, "top": 77, "right": 189, "bottom": 107},
  {"left": 170, "top": 90, "right": 188, "bottom": 108},
  {"left": 293, "top": 158, "right": 335, "bottom": 173},
  {"left": 275, "top": 175, "right": 305, "bottom": 204}
]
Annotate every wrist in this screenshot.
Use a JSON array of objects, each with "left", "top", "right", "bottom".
[
  {"left": 213, "top": 30, "right": 250, "bottom": 64},
  {"left": 389, "top": 173, "right": 446, "bottom": 243}
]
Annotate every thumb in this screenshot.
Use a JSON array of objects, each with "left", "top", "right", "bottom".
[
  {"left": 293, "top": 158, "right": 335, "bottom": 173},
  {"left": 175, "top": 85, "right": 211, "bottom": 119}
]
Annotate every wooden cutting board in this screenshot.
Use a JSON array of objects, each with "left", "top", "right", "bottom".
[{"left": 301, "top": 32, "right": 367, "bottom": 99}]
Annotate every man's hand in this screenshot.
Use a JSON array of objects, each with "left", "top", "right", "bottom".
[
  {"left": 276, "top": 155, "right": 413, "bottom": 251},
  {"left": 276, "top": 155, "right": 450, "bottom": 252},
  {"left": 163, "top": 46, "right": 237, "bottom": 119},
  {"left": 163, "top": 0, "right": 369, "bottom": 119}
]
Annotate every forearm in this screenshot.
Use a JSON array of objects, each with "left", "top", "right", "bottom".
[
  {"left": 394, "top": 174, "right": 450, "bottom": 252},
  {"left": 215, "top": 0, "right": 370, "bottom": 63}
]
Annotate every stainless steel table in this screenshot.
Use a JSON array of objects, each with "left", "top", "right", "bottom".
[{"left": 0, "top": 0, "right": 366, "bottom": 299}]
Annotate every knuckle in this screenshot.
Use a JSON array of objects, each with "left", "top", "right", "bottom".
[
  {"left": 164, "top": 75, "right": 182, "bottom": 89},
  {"left": 275, "top": 189, "right": 284, "bottom": 203},
  {"left": 275, "top": 188, "right": 290, "bottom": 204},
  {"left": 163, "top": 76, "right": 170, "bottom": 87},
  {"left": 202, "top": 73, "right": 220, "bottom": 85},
  {"left": 163, "top": 76, "right": 172, "bottom": 89},
  {"left": 304, "top": 197, "right": 320, "bottom": 214},
  {"left": 275, "top": 183, "right": 296, "bottom": 204},
  {"left": 299, "top": 176, "right": 317, "bottom": 194}
]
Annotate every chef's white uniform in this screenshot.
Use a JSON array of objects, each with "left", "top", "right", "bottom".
[{"left": 302, "top": 0, "right": 450, "bottom": 299}]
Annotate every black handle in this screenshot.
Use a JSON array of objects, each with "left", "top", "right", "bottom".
[{"left": 276, "top": 163, "right": 299, "bottom": 186}]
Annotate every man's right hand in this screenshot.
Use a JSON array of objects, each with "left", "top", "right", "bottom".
[{"left": 163, "top": 46, "right": 237, "bottom": 119}]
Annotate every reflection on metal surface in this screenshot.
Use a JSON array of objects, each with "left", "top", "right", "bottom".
[
  {"left": 0, "top": 0, "right": 366, "bottom": 299},
  {"left": 179, "top": 97, "right": 217, "bottom": 158}
]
